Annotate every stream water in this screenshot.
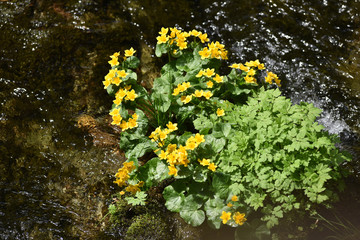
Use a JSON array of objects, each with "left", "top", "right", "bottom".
[{"left": 1, "top": 0, "right": 360, "bottom": 239}]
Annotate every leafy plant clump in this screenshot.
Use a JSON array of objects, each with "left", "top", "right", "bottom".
[{"left": 102, "top": 27, "right": 350, "bottom": 234}]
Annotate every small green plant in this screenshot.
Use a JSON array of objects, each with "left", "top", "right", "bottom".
[{"left": 102, "top": 27, "right": 350, "bottom": 235}]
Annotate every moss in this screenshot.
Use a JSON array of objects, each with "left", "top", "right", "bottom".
[
  {"left": 125, "top": 213, "right": 171, "bottom": 240},
  {"left": 107, "top": 194, "right": 173, "bottom": 239}
]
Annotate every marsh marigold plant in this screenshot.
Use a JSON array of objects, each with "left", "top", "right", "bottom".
[{"left": 104, "top": 27, "right": 350, "bottom": 234}]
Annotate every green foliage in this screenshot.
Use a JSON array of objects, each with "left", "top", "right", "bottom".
[
  {"left": 125, "top": 191, "right": 147, "bottom": 206},
  {"left": 104, "top": 27, "right": 351, "bottom": 235}
]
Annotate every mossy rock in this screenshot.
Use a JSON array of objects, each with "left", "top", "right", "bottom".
[{"left": 125, "top": 213, "right": 171, "bottom": 240}]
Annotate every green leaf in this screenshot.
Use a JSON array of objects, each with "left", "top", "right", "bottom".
[
  {"left": 212, "top": 172, "right": 230, "bottom": 198},
  {"left": 182, "top": 194, "right": 204, "bottom": 211},
  {"left": 151, "top": 75, "right": 172, "bottom": 112},
  {"left": 163, "top": 183, "right": 186, "bottom": 212},
  {"left": 124, "top": 56, "right": 140, "bottom": 69},
  {"left": 137, "top": 157, "right": 169, "bottom": 188},
  {"left": 180, "top": 209, "right": 205, "bottom": 227},
  {"left": 155, "top": 43, "right": 167, "bottom": 57},
  {"left": 125, "top": 139, "right": 155, "bottom": 159},
  {"left": 125, "top": 191, "right": 147, "bottom": 206},
  {"left": 193, "top": 115, "right": 213, "bottom": 132},
  {"left": 213, "top": 123, "right": 232, "bottom": 138},
  {"left": 106, "top": 84, "right": 118, "bottom": 96}
]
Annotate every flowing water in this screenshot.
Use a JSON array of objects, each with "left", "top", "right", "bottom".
[{"left": 1, "top": 0, "right": 360, "bottom": 239}]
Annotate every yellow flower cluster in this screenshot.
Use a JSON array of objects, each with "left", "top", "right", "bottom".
[
  {"left": 198, "top": 41, "right": 228, "bottom": 60},
  {"left": 108, "top": 47, "right": 136, "bottom": 67},
  {"left": 220, "top": 211, "right": 247, "bottom": 226},
  {"left": 114, "top": 161, "right": 136, "bottom": 187},
  {"left": 113, "top": 85, "right": 138, "bottom": 106},
  {"left": 193, "top": 89, "right": 213, "bottom": 100},
  {"left": 156, "top": 27, "right": 211, "bottom": 50},
  {"left": 125, "top": 181, "right": 144, "bottom": 194},
  {"left": 185, "top": 133, "right": 205, "bottom": 150},
  {"left": 157, "top": 133, "right": 205, "bottom": 177},
  {"left": 172, "top": 82, "right": 191, "bottom": 96},
  {"left": 196, "top": 68, "right": 223, "bottom": 90},
  {"left": 119, "top": 113, "right": 138, "bottom": 131},
  {"left": 110, "top": 108, "right": 122, "bottom": 125},
  {"left": 149, "top": 121, "right": 178, "bottom": 146},
  {"left": 198, "top": 158, "right": 217, "bottom": 172},
  {"left": 196, "top": 68, "right": 215, "bottom": 78},
  {"left": 230, "top": 59, "right": 266, "bottom": 84},
  {"left": 265, "top": 71, "right": 281, "bottom": 87},
  {"left": 103, "top": 68, "right": 128, "bottom": 89}
]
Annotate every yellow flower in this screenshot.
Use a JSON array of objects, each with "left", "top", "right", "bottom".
[
  {"left": 120, "top": 120, "right": 129, "bottom": 131},
  {"left": 117, "top": 69, "right": 128, "bottom": 78},
  {"left": 103, "top": 79, "right": 111, "bottom": 89},
  {"left": 258, "top": 63, "right": 266, "bottom": 70},
  {"left": 274, "top": 77, "right": 281, "bottom": 87},
  {"left": 227, "top": 202, "right": 233, "bottom": 207},
  {"left": 108, "top": 57, "right": 119, "bottom": 67},
  {"left": 111, "top": 114, "right": 122, "bottom": 125},
  {"left": 199, "top": 33, "right": 209, "bottom": 43},
  {"left": 220, "top": 50, "right": 228, "bottom": 60},
  {"left": 216, "top": 108, "right": 225, "bottom": 117},
  {"left": 180, "top": 95, "right": 192, "bottom": 104},
  {"left": 128, "top": 118, "right": 138, "bottom": 129},
  {"left": 220, "top": 211, "right": 231, "bottom": 224},
  {"left": 110, "top": 108, "right": 120, "bottom": 116},
  {"left": 125, "top": 89, "right": 138, "bottom": 101},
  {"left": 132, "top": 113, "right": 138, "bottom": 120},
  {"left": 172, "top": 88, "right": 180, "bottom": 96},
  {"left": 204, "top": 68, "right": 215, "bottom": 78},
  {"left": 167, "top": 144, "right": 177, "bottom": 153},
  {"left": 239, "top": 64, "right": 249, "bottom": 72},
  {"left": 244, "top": 75, "right": 256, "bottom": 84},
  {"left": 168, "top": 165, "right": 178, "bottom": 176},
  {"left": 110, "top": 52, "right": 120, "bottom": 59},
  {"left": 124, "top": 47, "right": 136, "bottom": 57},
  {"left": 233, "top": 212, "right": 247, "bottom": 226},
  {"left": 120, "top": 191, "right": 125, "bottom": 195},
  {"left": 170, "top": 27, "right": 180, "bottom": 38},
  {"left": 190, "top": 29, "right": 201, "bottom": 37},
  {"left": 185, "top": 141, "right": 197, "bottom": 150},
  {"left": 159, "top": 27, "right": 169, "bottom": 35},
  {"left": 193, "top": 90, "right": 203, "bottom": 98},
  {"left": 213, "top": 74, "right": 223, "bottom": 83},
  {"left": 203, "top": 91, "right": 213, "bottom": 99},
  {"left": 247, "top": 68, "right": 256, "bottom": 76},
  {"left": 177, "top": 40, "right": 187, "bottom": 50},
  {"left": 199, "top": 47, "right": 211, "bottom": 59},
  {"left": 231, "top": 195, "right": 238, "bottom": 202},
  {"left": 206, "top": 81, "right": 214, "bottom": 88},
  {"left": 116, "top": 89, "right": 127, "bottom": 99},
  {"left": 194, "top": 133, "right": 205, "bottom": 144},
  {"left": 159, "top": 150, "right": 168, "bottom": 160},
  {"left": 125, "top": 184, "right": 141, "bottom": 194},
  {"left": 182, "top": 82, "right": 191, "bottom": 89},
  {"left": 112, "top": 77, "right": 121, "bottom": 86},
  {"left": 245, "top": 59, "right": 261, "bottom": 68},
  {"left": 157, "top": 34, "right": 169, "bottom": 44},
  {"left": 198, "top": 158, "right": 210, "bottom": 166},
  {"left": 166, "top": 122, "right": 178, "bottom": 132},
  {"left": 196, "top": 70, "right": 205, "bottom": 78},
  {"left": 113, "top": 97, "right": 123, "bottom": 106},
  {"left": 123, "top": 161, "right": 136, "bottom": 171},
  {"left": 230, "top": 63, "right": 240, "bottom": 69},
  {"left": 208, "top": 163, "right": 217, "bottom": 172}
]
